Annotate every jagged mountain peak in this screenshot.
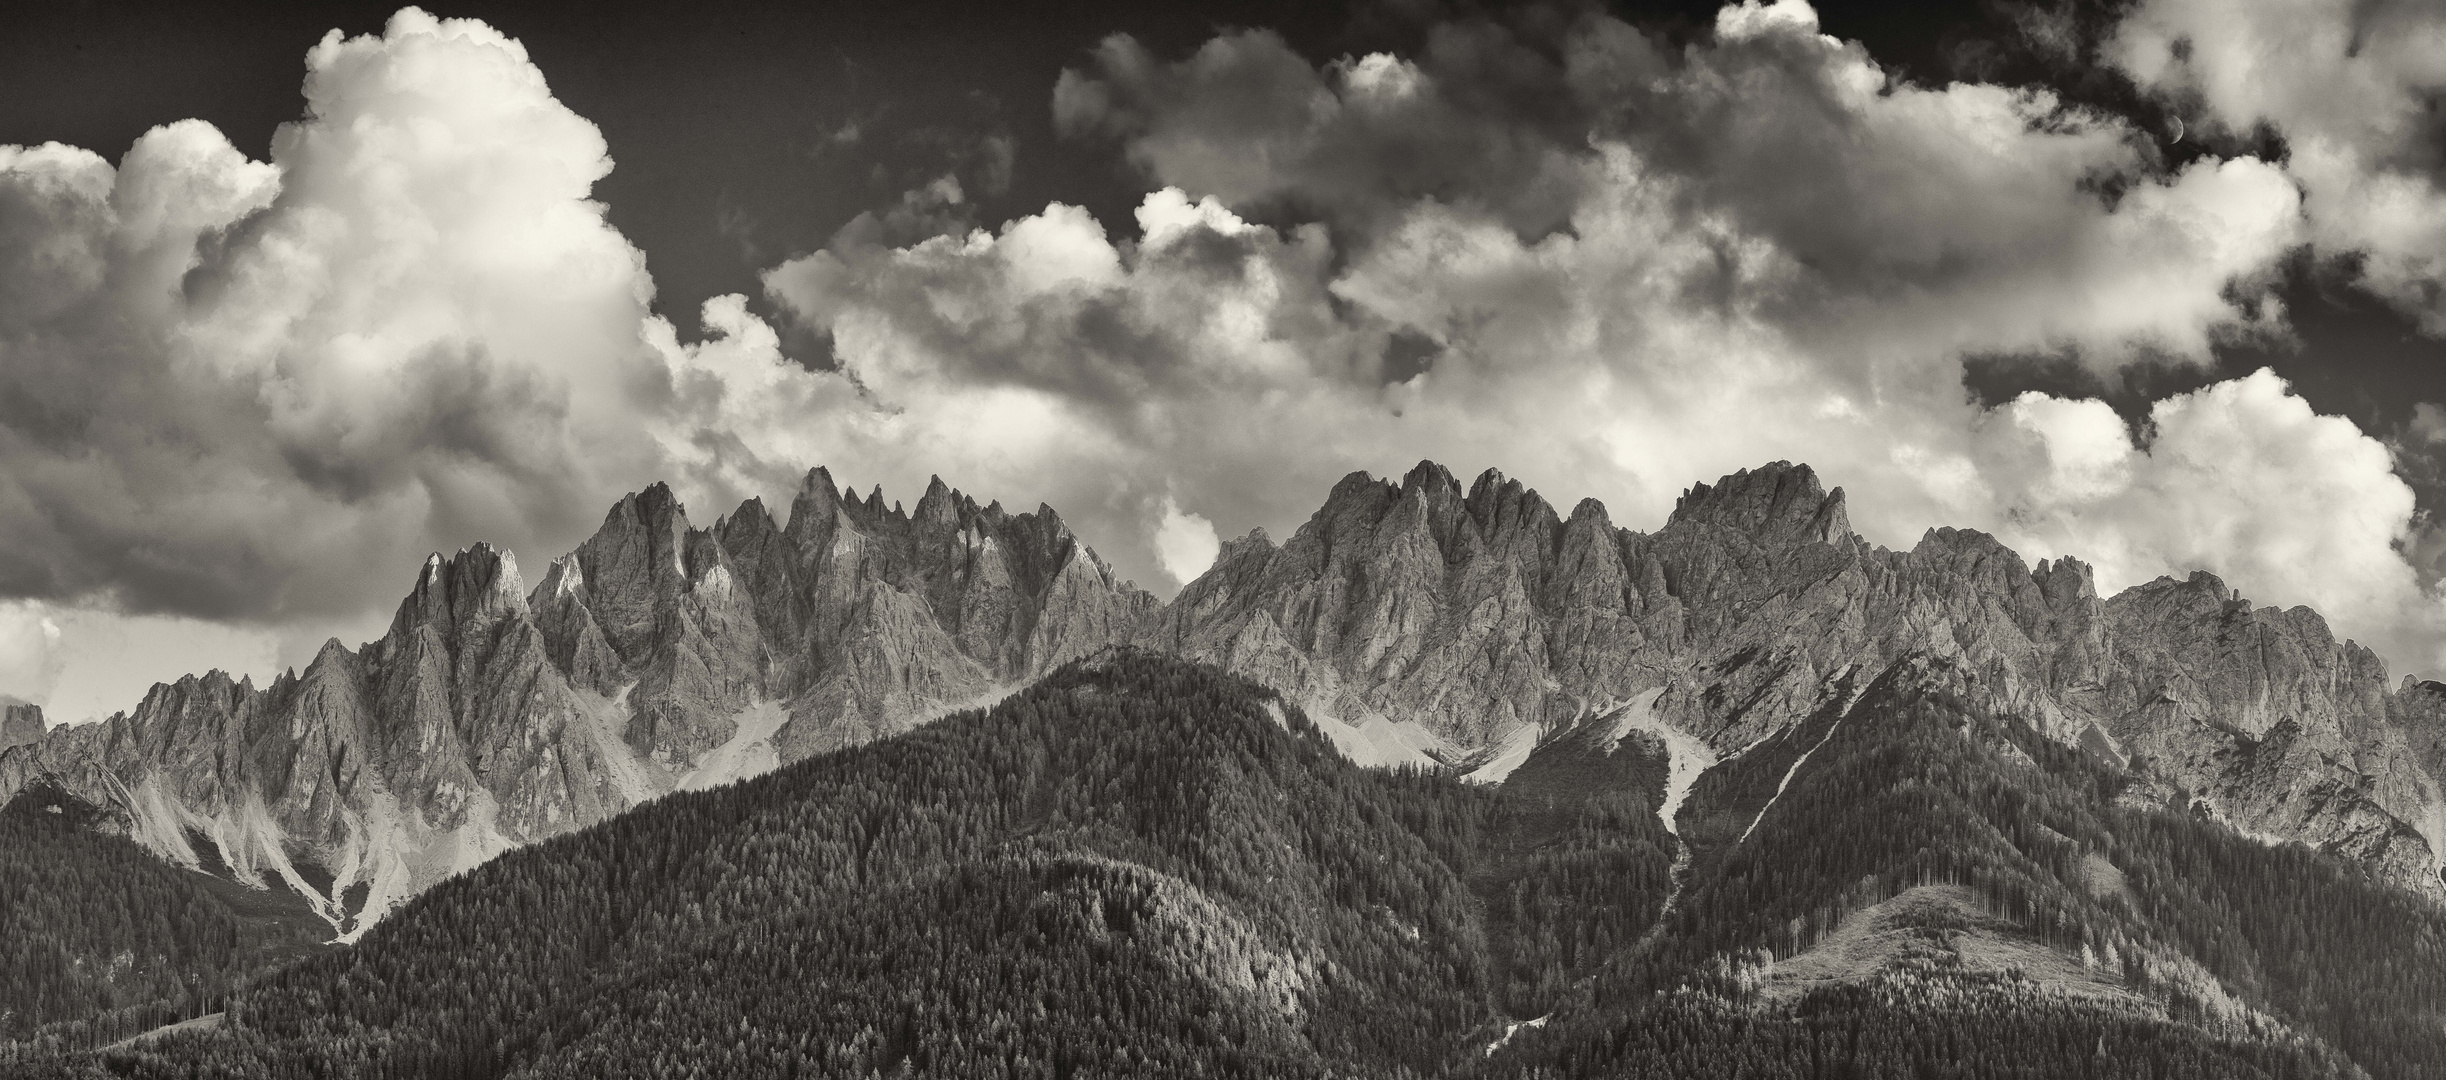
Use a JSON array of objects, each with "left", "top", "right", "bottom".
[
  {"left": 1303, "top": 461, "right": 1566, "bottom": 567},
  {"left": 723, "top": 495, "right": 778, "bottom": 532},
  {"left": 386, "top": 542, "right": 530, "bottom": 650},
  {"left": 782, "top": 467, "right": 847, "bottom": 529},
  {"left": 1668, "top": 460, "right": 1852, "bottom": 546},
  {"left": 1399, "top": 458, "right": 1462, "bottom": 496},
  {"left": 796, "top": 464, "right": 839, "bottom": 497},
  {"left": 535, "top": 552, "right": 585, "bottom": 599},
  {"left": 2031, "top": 554, "right": 2097, "bottom": 604},
  {"left": 1565, "top": 496, "right": 1612, "bottom": 529},
  {"left": 914, "top": 474, "right": 959, "bottom": 525},
  {"left": 623, "top": 480, "right": 686, "bottom": 520},
  {"left": 0, "top": 702, "right": 42, "bottom": 750},
  {"left": 12, "top": 453, "right": 2446, "bottom": 953}
]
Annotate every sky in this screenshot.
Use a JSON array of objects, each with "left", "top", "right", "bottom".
[{"left": 4, "top": 0, "right": 2446, "bottom": 723}]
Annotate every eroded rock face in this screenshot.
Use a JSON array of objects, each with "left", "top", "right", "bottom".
[
  {"left": 0, "top": 471, "right": 1157, "bottom": 933},
  {"left": 6, "top": 458, "right": 2443, "bottom": 928},
  {"left": 0, "top": 703, "right": 38, "bottom": 750},
  {"left": 1153, "top": 461, "right": 2446, "bottom": 894}
]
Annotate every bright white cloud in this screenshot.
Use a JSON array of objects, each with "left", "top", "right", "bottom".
[
  {"left": 2111, "top": 0, "right": 2446, "bottom": 330},
  {"left": 0, "top": 601, "right": 64, "bottom": 706},
  {"left": 12, "top": 0, "right": 2446, "bottom": 723},
  {"left": 1971, "top": 371, "right": 2446, "bottom": 668},
  {"left": 0, "top": 8, "right": 681, "bottom": 626},
  {"left": 756, "top": 0, "right": 2446, "bottom": 677},
  {"left": 1154, "top": 495, "right": 1222, "bottom": 586}
]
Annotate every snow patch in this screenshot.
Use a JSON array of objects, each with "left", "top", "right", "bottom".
[
  {"left": 1463, "top": 721, "right": 1543, "bottom": 785},
  {"left": 1738, "top": 712, "right": 1850, "bottom": 845},
  {"left": 677, "top": 699, "right": 790, "bottom": 792},
  {"left": 1484, "top": 1013, "right": 1550, "bottom": 1056},
  {"left": 575, "top": 682, "right": 665, "bottom": 807},
  {"left": 333, "top": 785, "right": 513, "bottom": 944},
  {"left": 1322, "top": 713, "right": 1443, "bottom": 769},
  {"left": 1605, "top": 688, "right": 1714, "bottom": 834},
  {"left": 1285, "top": 701, "right": 1445, "bottom": 769},
  {"left": 911, "top": 682, "right": 1020, "bottom": 725}
]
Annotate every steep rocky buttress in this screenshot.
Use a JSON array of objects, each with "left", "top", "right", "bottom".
[
  {"left": 6, "top": 459, "right": 2442, "bottom": 932},
  {"left": 0, "top": 470, "right": 1155, "bottom": 933},
  {"left": 1148, "top": 461, "right": 2446, "bottom": 894}
]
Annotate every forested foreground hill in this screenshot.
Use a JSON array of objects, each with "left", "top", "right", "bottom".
[
  {"left": 0, "top": 785, "right": 327, "bottom": 1048},
  {"left": 7, "top": 652, "right": 2445, "bottom": 1079}
]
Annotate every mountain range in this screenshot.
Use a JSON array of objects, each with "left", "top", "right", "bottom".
[
  {"left": 8, "top": 460, "right": 2446, "bottom": 1077},
  {"left": 10, "top": 650, "right": 2444, "bottom": 1078},
  {"left": 4, "top": 460, "right": 2443, "bottom": 942}
]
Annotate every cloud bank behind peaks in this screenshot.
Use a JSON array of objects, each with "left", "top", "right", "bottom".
[
  {"left": 6, "top": 1, "right": 2446, "bottom": 705},
  {"left": 0, "top": 8, "right": 674, "bottom": 624},
  {"left": 764, "top": 0, "right": 2446, "bottom": 674}
]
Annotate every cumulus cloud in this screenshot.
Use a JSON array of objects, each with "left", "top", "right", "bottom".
[
  {"left": 1056, "top": 2, "right": 2300, "bottom": 378},
  {"left": 12, "top": 0, "right": 2446, "bottom": 714},
  {"left": 2110, "top": 0, "right": 2446, "bottom": 331},
  {"left": 0, "top": 8, "right": 678, "bottom": 624},
  {"left": 0, "top": 602, "right": 63, "bottom": 706},
  {"left": 1153, "top": 495, "right": 1221, "bottom": 586},
  {"left": 745, "top": 0, "right": 2446, "bottom": 674},
  {"left": 1970, "top": 371, "right": 2445, "bottom": 666}
]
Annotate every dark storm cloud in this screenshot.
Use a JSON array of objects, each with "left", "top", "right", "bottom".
[
  {"left": 1051, "top": 1, "right": 2296, "bottom": 379},
  {"left": 1055, "top": 25, "right": 1597, "bottom": 242}
]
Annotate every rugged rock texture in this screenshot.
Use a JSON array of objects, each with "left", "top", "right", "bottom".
[
  {"left": 0, "top": 702, "right": 38, "bottom": 750},
  {"left": 1152, "top": 461, "right": 2446, "bottom": 894},
  {"left": 5, "top": 458, "right": 2442, "bottom": 930},
  {"left": 0, "top": 470, "right": 1157, "bottom": 933}
]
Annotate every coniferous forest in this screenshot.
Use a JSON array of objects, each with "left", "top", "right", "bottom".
[
  {"left": 3, "top": 651, "right": 2443, "bottom": 1078},
  {"left": 0, "top": 784, "right": 325, "bottom": 1050}
]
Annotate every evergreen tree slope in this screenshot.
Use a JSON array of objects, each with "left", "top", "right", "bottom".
[
  {"left": 0, "top": 783, "right": 326, "bottom": 1049},
  {"left": 1506, "top": 656, "right": 2445, "bottom": 1079},
  {"left": 13, "top": 653, "right": 2446, "bottom": 1079}
]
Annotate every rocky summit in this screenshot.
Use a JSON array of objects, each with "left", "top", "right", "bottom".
[
  {"left": 0, "top": 702, "right": 39, "bottom": 751},
  {"left": 0, "top": 468, "right": 1154, "bottom": 934},
  {"left": 1155, "top": 461, "right": 2446, "bottom": 893},
  {"left": 5, "top": 460, "right": 2443, "bottom": 936}
]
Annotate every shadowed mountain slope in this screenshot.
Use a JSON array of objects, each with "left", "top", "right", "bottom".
[
  {"left": 4, "top": 458, "right": 2442, "bottom": 960},
  {"left": 0, "top": 471, "right": 1153, "bottom": 936},
  {"left": 10, "top": 653, "right": 2440, "bottom": 1079}
]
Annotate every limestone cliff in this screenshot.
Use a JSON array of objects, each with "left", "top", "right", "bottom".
[
  {"left": 0, "top": 702, "right": 38, "bottom": 751},
  {"left": 1151, "top": 461, "right": 2446, "bottom": 894},
  {"left": 6, "top": 458, "right": 2442, "bottom": 931},
  {"left": 0, "top": 470, "right": 1157, "bottom": 933}
]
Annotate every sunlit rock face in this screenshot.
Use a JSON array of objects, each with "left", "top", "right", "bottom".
[
  {"left": 1152, "top": 461, "right": 2446, "bottom": 895},
  {"left": 0, "top": 469, "right": 1158, "bottom": 934},
  {"left": 6, "top": 458, "right": 2443, "bottom": 931},
  {"left": 0, "top": 703, "right": 38, "bottom": 750}
]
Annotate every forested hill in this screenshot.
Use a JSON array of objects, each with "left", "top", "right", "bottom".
[
  {"left": 0, "top": 784, "right": 326, "bottom": 1048},
  {"left": 8, "top": 652, "right": 2445, "bottom": 1079}
]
